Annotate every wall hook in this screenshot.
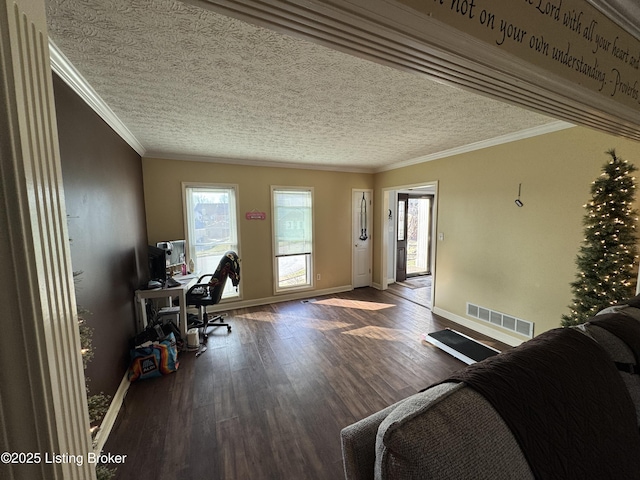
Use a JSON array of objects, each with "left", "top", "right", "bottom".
[{"left": 515, "top": 183, "right": 524, "bottom": 207}]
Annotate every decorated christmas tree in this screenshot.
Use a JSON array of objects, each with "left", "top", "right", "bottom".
[{"left": 562, "top": 149, "right": 639, "bottom": 327}]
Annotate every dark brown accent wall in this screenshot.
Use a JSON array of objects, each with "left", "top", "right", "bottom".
[{"left": 53, "top": 74, "right": 148, "bottom": 398}]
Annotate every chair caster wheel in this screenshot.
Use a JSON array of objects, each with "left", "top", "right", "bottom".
[{"left": 227, "top": 326, "right": 232, "bottom": 332}]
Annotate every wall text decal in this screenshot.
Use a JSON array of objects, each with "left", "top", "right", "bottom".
[{"left": 397, "top": 0, "right": 640, "bottom": 110}]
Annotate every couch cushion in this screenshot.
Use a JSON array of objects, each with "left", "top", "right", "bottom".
[
  {"left": 375, "top": 382, "right": 532, "bottom": 480},
  {"left": 583, "top": 315, "right": 640, "bottom": 426}
]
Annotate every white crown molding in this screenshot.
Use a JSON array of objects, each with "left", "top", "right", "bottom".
[
  {"left": 147, "top": 122, "right": 573, "bottom": 174},
  {"left": 143, "top": 151, "right": 377, "bottom": 174},
  {"left": 52, "top": 28, "right": 572, "bottom": 177},
  {"left": 48, "top": 39, "right": 146, "bottom": 156},
  {"left": 376, "top": 121, "right": 575, "bottom": 173},
  {"left": 49, "top": 6, "right": 576, "bottom": 175}
]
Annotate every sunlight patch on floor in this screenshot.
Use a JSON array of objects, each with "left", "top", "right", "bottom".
[
  {"left": 237, "top": 312, "right": 352, "bottom": 331},
  {"left": 342, "top": 325, "right": 410, "bottom": 341},
  {"left": 294, "top": 318, "right": 353, "bottom": 331},
  {"left": 313, "top": 298, "right": 394, "bottom": 311},
  {"left": 236, "top": 312, "right": 277, "bottom": 323}
]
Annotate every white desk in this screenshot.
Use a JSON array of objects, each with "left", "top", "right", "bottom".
[{"left": 134, "top": 274, "right": 198, "bottom": 340}]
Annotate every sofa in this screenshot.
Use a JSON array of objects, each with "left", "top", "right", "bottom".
[{"left": 340, "top": 302, "right": 640, "bottom": 479}]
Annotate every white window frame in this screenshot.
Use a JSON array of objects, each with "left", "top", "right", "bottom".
[
  {"left": 182, "top": 182, "right": 241, "bottom": 300},
  {"left": 271, "top": 186, "right": 314, "bottom": 294}
]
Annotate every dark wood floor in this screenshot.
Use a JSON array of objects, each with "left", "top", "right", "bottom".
[
  {"left": 104, "top": 287, "right": 509, "bottom": 480},
  {"left": 386, "top": 275, "right": 432, "bottom": 308}
]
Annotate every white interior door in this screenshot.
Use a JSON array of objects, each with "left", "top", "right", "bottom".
[{"left": 353, "top": 189, "right": 373, "bottom": 288}]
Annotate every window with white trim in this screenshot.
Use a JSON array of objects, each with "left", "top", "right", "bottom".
[
  {"left": 183, "top": 183, "right": 240, "bottom": 299},
  {"left": 272, "top": 187, "right": 314, "bottom": 293}
]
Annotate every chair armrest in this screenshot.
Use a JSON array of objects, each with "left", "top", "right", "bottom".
[{"left": 186, "top": 282, "right": 210, "bottom": 297}]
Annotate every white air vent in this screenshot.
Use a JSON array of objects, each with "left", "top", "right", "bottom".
[{"left": 467, "top": 303, "right": 534, "bottom": 338}]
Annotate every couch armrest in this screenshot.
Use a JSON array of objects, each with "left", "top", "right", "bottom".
[
  {"left": 375, "top": 383, "right": 533, "bottom": 480},
  {"left": 341, "top": 403, "right": 400, "bottom": 480}
]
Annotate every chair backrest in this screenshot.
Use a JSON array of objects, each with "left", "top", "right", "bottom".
[{"left": 208, "top": 251, "right": 241, "bottom": 303}]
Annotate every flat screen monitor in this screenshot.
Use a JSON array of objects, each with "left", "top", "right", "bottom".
[
  {"left": 157, "top": 240, "right": 186, "bottom": 267},
  {"left": 147, "top": 245, "right": 167, "bottom": 282}
]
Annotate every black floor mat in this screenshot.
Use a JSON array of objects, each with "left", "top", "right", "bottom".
[{"left": 426, "top": 329, "right": 499, "bottom": 363}]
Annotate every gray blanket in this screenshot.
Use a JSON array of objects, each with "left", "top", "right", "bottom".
[{"left": 446, "top": 327, "right": 640, "bottom": 479}]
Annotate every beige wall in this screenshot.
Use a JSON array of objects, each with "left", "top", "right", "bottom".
[
  {"left": 143, "top": 126, "right": 640, "bottom": 342},
  {"left": 142, "top": 158, "right": 373, "bottom": 301},
  {"left": 374, "top": 126, "right": 640, "bottom": 341}
]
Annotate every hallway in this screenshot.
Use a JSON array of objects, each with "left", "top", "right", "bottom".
[{"left": 386, "top": 275, "right": 432, "bottom": 309}]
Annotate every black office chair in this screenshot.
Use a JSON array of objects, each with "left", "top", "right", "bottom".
[{"left": 186, "top": 251, "right": 240, "bottom": 338}]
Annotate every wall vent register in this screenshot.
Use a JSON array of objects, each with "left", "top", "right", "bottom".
[{"left": 467, "top": 303, "right": 534, "bottom": 338}]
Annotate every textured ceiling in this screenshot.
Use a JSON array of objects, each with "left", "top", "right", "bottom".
[
  {"left": 45, "top": 0, "right": 561, "bottom": 171},
  {"left": 587, "top": 0, "right": 640, "bottom": 41}
]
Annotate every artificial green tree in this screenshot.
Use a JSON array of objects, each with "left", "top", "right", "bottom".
[
  {"left": 74, "top": 274, "right": 114, "bottom": 479},
  {"left": 562, "top": 149, "right": 639, "bottom": 327}
]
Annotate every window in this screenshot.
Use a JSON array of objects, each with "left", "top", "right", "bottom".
[
  {"left": 183, "top": 184, "right": 240, "bottom": 299},
  {"left": 272, "top": 187, "right": 313, "bottom": 293}
]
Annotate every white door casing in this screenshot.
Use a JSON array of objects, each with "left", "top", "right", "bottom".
[{"left": 1, "top": 0, "right": 94, "bottom": 478}]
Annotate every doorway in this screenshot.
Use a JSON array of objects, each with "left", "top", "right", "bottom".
[
  {"left": 382, "top": 182, "right": 438, "bottom": 307},
  {"left": 396, "top": 193, "right": 433, "bottom": 281}
]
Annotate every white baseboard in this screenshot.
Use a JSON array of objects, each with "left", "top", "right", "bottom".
[
  {"left": 94, "top": 293, "right": 522, "bottom": 453},
  {"left": 208, "top": 285, "right": 354, "bottom": 312},
  {"left": 431, "top": 307, "right": 525, "bottom": 347},
  {"left": 93, "top": 372, "right": 130, "bottom": 453}
]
